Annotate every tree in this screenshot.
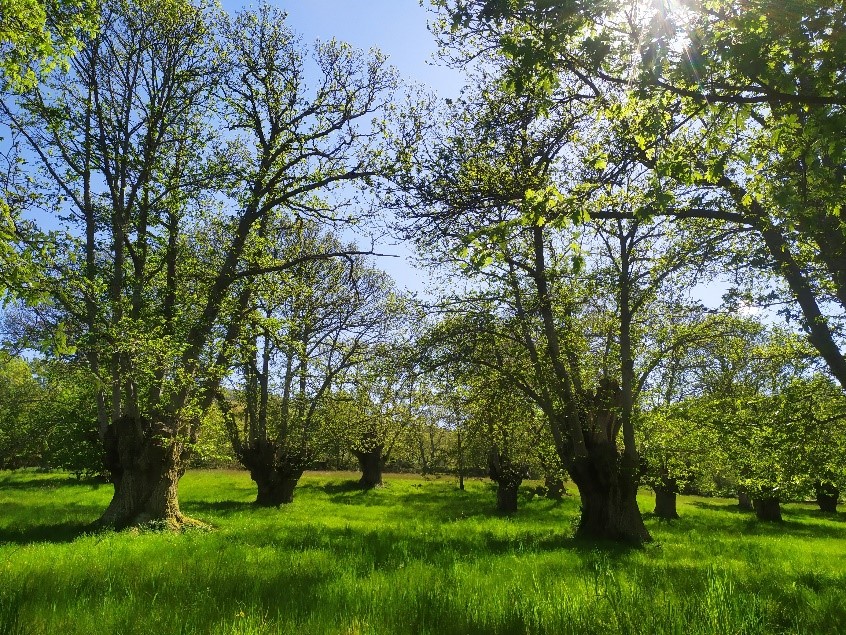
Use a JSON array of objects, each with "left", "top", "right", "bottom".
[
  {"left": 338, "top": 343, "right": 416, "bottom": 489},
  {"left": 432, "top": 0, "right": 846, "bottom": 390},
  {"left": 676, "top": 319, "right": 821, "bottom": 521},
  {"left": 636, "top": 313, "right": 750, "bottom": 519},
  {"left": 769, "top": 375, "right": 846, "bottom": 514},
  {"left": 464, "top": 365, "right": 544, "bottom": 513},
  {"left": 222, "top": 224, "right": 398, "bottom": 505},
  {"left": 0, "top": 0, "right": 400, "bottom": 528},
  {"left": 0, "top": 352, "right": 45, "bottom": 468},
  {"left": 393, "top": 55, "right": 738, "bottom": 540}
]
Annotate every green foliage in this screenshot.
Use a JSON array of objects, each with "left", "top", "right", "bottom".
[
  {"left": 0, "top": 354, "right": 103, "bottom": 475},
  {"left": 0, "top": 353, "right": 45, "bottom": 468},
  {"left": 0, "top": 0, "right": 98, "bottom": 91},
  {"left": 432, "top": 0, "right": 846, "bottom": 389}
]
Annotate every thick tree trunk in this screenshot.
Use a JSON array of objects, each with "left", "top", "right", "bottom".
[
  {"left": 354, "top": 447, "right": 384, "bottom": 489},
  {"left": 255, "top": 477, "right": 299, "bottom": 506},
  {"left": 653, "top": 484, "right": 679, "bottom": 520},
  {"left": 495, "top": 480, "right": 520, "bottom": 513},
  {"left": 569, "top": 443, "right": 651, "bottom": 543},
  {"left": 488, "top": 448, "right": 524, "bottom": 513},
  {"left": 96, "top": 416, "right": 193, "bottom": 529},
  {"left": 814, "top": 481, "right": 839, "bottom": 513},
  {"left": 753, "top": 497, "right": 782, "bottom": 522},
  {"left": 240, "top": 440, "right": 305, "bottom": 506},
  {"left": 738, "top": 489, "right": 753, "bottom": 511},
  {"left": 544, "top": 474, "right": 565, "bottom": 500}
]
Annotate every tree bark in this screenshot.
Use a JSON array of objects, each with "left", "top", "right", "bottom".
[
  {"left": 240, "top": 440, "right": 305, "bottom": 506},
  {"left": 354, "top": 447, "right": 384, "bottom": 489},
  {"left": 495, "top": 480, "right": 520, "bottom": 513},
  {"left": 653, "top": 482, "right": 679, "bottom": 520},
  {"left": 544, "top": 474, "right": 565, "bottom": 500},
  {"left": 488, "top": 448, "right": 524, "bottom": 513},
  {"left": 753, "top": 496, "right": 782, "bottom": 522},
  {"left": 814, "top": 481, "right": 839, "bottom": 513},
  {"left": 96, "top": 416, "right": 193, "bottom": 529},
  {"left": 255, "top": 477, "right": 299, "bottom": 506},
  {"left": 738, "top": 489, "right": 753, "bottom": 511},
  {"left": 569, "top": 442, "right": 651, "bottom": 543}
]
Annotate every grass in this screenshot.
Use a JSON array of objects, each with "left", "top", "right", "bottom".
[{"left": 1, "top": 470, "right": 845, "bottom": 634}]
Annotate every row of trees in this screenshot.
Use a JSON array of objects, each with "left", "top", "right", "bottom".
[
  {"left": 1, "top": 0, "right": 845, "bottom": 544},
  {"left": 4, "top": 302, "right": 845, "bottom": 521}
]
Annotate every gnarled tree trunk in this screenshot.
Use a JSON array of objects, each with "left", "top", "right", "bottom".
[
  {"left": 753, "top": 496, "right": 782, "bottom": 522},
  {"left": 353, "top": 446, "right": 384, "bottom": 489},
  {"left": 653, "top": 476, "right": 679, "bottom": 520},
  {"left": 240, "top": 440, "right": 305, "bottom": 506},
  {"left": 814, "top": 481, "right": 839, "bottom": 513},
  {"left": 544, "top": 474, "right": 565, "bottom": 500},
  {"left": 96, "top": 416, "right": 193, "bottom": 529},
  {"left": 488, "top": 448, "right": 524, "bottom": 513},
  {"left": 569, "top": 443, "right": 650, "bottom": 543}
]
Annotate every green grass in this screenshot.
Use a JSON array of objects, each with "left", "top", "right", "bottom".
[{"left": 1, "top": 470, "right": 845, "bottom": 634}]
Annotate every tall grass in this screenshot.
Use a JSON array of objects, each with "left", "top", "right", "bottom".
[{"left": 1, "top": 470, "right": 844, "bottom": 634}]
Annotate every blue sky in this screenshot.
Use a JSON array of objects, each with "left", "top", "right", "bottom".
[
  {"left": 221, "top": 1, "right": 463, "bottom": 97},
  {"left": 219, "top": 1, "right": 464, "bottom": 293}
]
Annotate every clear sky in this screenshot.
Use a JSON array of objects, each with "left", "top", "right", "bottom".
[{"left": 221, "top": 1, "right": 463, "bottom": 97}]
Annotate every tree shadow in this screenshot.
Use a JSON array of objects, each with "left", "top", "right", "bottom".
[
  {"left": 0, "top": 474, "right": 107, "bottom": 491},
  {"left": 181, "top": 499, "right": 255, "bottom": 517},
  {"left": 782, "top": 506, "right": 846, "bottom": 523},
  {"left": 0, "top": 521, "right": 94, "bottom": 545},
  {"left": 688, "top": 501, "right": 756, "bottom": 515},
  {"left": 685, "top": 501, "right": 846, "bottom": 539},
  {"left": 320, "top": 480, "right": 365, "bottom": 495}
]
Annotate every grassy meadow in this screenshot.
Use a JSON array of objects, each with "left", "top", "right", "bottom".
[{"left": 1, "top": 470, "right": 845, "bottom": 634}]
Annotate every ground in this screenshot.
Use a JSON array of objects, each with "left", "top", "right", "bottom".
[{"left": 1, "top": 470, "right": 845, "bottom": 634}]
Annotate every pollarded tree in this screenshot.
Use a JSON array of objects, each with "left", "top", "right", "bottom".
[
  {"left": 0, "top": 0, "right": 401, "bottom": 528},
  {"left": 463, "top": 364, "right": 545, "bottom": 513},
  {"left": 636, "top": 312, "right": 752, "bottom": 519},
  {"left": 222, "top": 223, "right": 398, "bottom": 505},
  {"left": 329, "top": 339, "right": 418, "bottom": 489},
  {"left": 393, "top": 62, "right": 731, "bottom": 541}
]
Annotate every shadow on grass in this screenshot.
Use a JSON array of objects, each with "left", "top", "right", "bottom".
[
  {"left": 687, "top": 501, "right": 846, "bottom": 539},
  {"left": 0, "top": 521, "right": 93, "bottom": 545},
  {"left": 782, "top": 506, "right": 846, "bottom": 523},
  {"left": 688, "top": 501, "right": 757, "bottom": 515},
  {"left": 320, "top": 480, "right": 365, "bottom": 495},
  {"left": 0, "top": 474, "right": 107, "bottom": 491}
]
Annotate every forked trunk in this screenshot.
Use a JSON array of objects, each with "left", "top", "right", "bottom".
[
  {"left": 240, "top": 440, "right": 305, "bottom": 506},
  {"left": 96, "top": 416, "right": 192, "bottom": 529},
  {"left": 814, "top": 481, "right": 839, "bottom": 513},
  {"left": 753, "top": 496, "right": 782, "bottom": 522},
  {"left": 544, "top": 474, "right": 565, "bottom": 500},
  {"left": 354, "top": 447, "right": 384, "bottom": 489},
  {"left": 569, "top": 443, "right": 651, "bottom": 543},
  {"left": 738, "top": 489, "right": 753, "bottom": 511},
  {"left": 653, "top": 477, "right": 679, "bottom": 520}
]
